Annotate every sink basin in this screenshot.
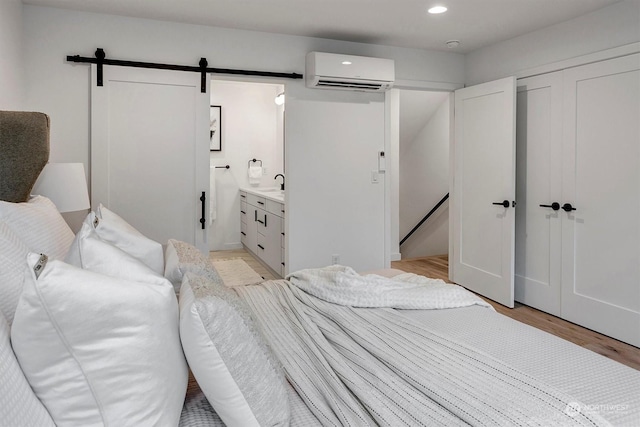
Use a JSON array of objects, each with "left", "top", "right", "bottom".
[{"left": 259, "top": 188, "right": 284, "bottom": 194}]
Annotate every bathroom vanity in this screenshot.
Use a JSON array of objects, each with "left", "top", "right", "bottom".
[{"left": 240, "top": 188, "right": 285, "bottom": 278}]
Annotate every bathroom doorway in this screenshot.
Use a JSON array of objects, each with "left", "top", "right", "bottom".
[{"left": 208, "top": 79, "right": 285, "bottom": 251}]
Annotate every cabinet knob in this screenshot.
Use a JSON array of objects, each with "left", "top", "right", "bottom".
[
  {"left": 562, "top": 203, "right": 577, "bottom": 212},
  {"left": 492, "top": 200, "right": 510, "bottom": 208}
]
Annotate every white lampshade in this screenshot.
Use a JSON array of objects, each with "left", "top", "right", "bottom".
[{"left": 32, "top": 163, "right": 90, "bottom": 213}]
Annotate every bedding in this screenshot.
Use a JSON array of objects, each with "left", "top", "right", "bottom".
[
  {"left": 0, "top": 221, "right": 30, "bottom": 325},
  {"left": 0, "top": 312, "right": 55, "bottom": 426},
  {"left": 0, "top": 195, "right": 74, "bottom": 260},
  {"left": 237, "top": 278, "right": 611, "bottom": 426},
  {"left": 179, "top": 272, "right": 290, "bottom": 427},
  {"left": 165, "top": 238, "right": 224, "bottom": 292},
  {"left": 94, "top": 203, "right": 164, "bottom": 274},
  {"left": 287, "top": 265, "right": 493, "bottom": 310},
  {"left": 11, "top": 253, "right": 187, "bottom": 426}
]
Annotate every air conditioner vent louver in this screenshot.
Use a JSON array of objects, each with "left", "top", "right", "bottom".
[
  {"left": 316, "top": 80, "right": 386, "bottom": 91},
  {"left": 306, "top": 52, "right": 395, "bottom": 92}
]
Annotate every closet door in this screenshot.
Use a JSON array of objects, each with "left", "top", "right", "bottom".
[
  {"left": 561, "top": 54, "right": 640, "bottom": 346},
  {"left": 451, "top": 77, "right": 516, "bottom": 307},
  {"left": 91, "top": 65, "right": 210, "bottom": 252},
  {"left": 514, "top": 72, "right": 563, "bottom": 316}
]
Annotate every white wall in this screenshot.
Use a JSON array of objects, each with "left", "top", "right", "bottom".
[
  {"left": 0, "top": 0, "right": 24, "bottom": 109},
  {"left": 399, "top": 93, "right": 450, "bottom": 258},
  {"left": 286, "top": 87, "right": 385, "bottom": 272},
  {"left": 466, "top": 0, "right": 640, "bottom": 85},
  {"left": 208, "top": 80, "right": 284, "bottom": 251},
  {"left": 20, "top": 5, "right": 464, "bottom": 271}
]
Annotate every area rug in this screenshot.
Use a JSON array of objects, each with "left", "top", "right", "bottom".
[{"left": 211, "top": 258, "right": 264, "bottom": 287}]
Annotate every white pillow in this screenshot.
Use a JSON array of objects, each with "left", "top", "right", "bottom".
[
  {"left": 165, "top": 238, "right": 220, "bottom": 293},
  {"left": 0, "top": 222, "right": 29, "bottom": 325},
  {"left": 12, "top": 253, "right": 188, "bottom": 426},
  {"left": 179, "top": 273, "right": 290, "bottom": 427},
  {"left": 95, "top": 204, "right": 164, "bottom": 274},
  {"left": 0, "top": 312, "right": 55, "bottom": 427},
  {"left": 0, "top": 195, "right": 74, "bottom": 260},
  {"left": 66, "top": 212, "right": 166, "bottom": 283}
]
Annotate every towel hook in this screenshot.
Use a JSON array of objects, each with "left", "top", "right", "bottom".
[{"left": 248, "top": 158, "right": 263, "bottom": 167}]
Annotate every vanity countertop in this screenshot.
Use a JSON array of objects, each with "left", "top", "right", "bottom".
[{"left": 241, "top": 187, "right": 284, "bottom": 203}]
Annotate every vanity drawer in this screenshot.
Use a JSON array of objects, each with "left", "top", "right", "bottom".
[
  {"left": 266, "top": 199, "right": 284, "bottom": 217},
  {"left": 246, "top": 193, "right": 266, "bottom": 208}
]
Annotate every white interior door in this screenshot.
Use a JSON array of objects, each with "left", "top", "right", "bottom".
[
  {"left": 514, "top": 72, "right": 563, "bottom": 316},
  {"left": 91, "top": 65, "right": 210, "bottom": 252},
  {"left": 451, "top": 77, "right": 516, "bottom": 307},
  {"left": 560, "top": 54, "right": 640, "bottom": 346}
]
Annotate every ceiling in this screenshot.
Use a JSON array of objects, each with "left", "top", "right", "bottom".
[{"left": 23, "top": 0, "right": 623, "bottom": 53}]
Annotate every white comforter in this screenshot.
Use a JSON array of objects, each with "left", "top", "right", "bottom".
[
  {"left": 237, "top": 275, "right": 612, "bottom": 427},
  {"left": 286, "top": 265, "right": 494, "bottom": 310}
]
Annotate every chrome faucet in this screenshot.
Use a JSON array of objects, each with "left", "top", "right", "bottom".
[{"left": 274, "top": 174, "right": 285, "bottom": 191}]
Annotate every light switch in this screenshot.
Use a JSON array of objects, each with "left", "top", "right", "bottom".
[{"left": 371, "top": 171, "right": 380, "bottom": 183}]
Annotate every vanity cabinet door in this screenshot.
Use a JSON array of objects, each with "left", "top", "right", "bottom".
[
  {"left": 261, "top": 210, "right": 283, "bottom": 274},
  {"left": 244, "top": 205, "right": 258, "bottom": 254}
]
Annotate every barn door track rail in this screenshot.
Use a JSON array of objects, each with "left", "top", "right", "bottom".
[{"left": 67, "top": 48, "right": 303, "bottom": 92}]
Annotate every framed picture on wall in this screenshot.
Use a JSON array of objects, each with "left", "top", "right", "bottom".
[{"left": 210, "top": 105, "right": 222, "bottom": 151}]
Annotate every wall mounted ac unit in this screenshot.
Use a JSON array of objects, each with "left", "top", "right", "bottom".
[{"left": 305, "top": 52, "right": 395, "bottom": 92}]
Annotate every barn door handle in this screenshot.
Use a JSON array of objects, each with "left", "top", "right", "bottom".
[
  {"left": 492, "top": 200, "right": 510, "bottom": 208},
  {"left": 199, "top": 192, "right": 206, "bottom": 229},
  {"left": 540, "top": 202, "right": 560, "bottom": 211},
  {"left": 562, "top": 203, "right": 577, "bottom": 212}
]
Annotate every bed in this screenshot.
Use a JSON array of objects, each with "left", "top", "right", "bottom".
[{"left": 1, "top": 110, "right": 639, "bottom": 427}]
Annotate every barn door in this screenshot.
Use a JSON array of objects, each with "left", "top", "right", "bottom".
[
  {"left": 91, "top": 65, "right": 210, "bottom": 252},
  {"left": 451, "top": 77, "right": 517, "bottom": 307}
]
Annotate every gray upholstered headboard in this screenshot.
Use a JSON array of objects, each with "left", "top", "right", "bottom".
[{"left": 0, "top": 111, "right": 50, "bottom": 203}]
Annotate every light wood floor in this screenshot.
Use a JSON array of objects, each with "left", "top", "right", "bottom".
[
  {"left": 392, "top": 255, "right": 640, "bottom": 371},
  {"left": 211, "top": 249, "right": 640, "bottom": 370}
]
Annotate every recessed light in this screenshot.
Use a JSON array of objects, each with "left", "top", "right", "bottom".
[
  {"left": 428, "top": 5, "right": 447, "bottom": 14},
  {"left": 445, "top": 40, "right": 460, "bottom": 48},
  {"left": 341, "top": 61, "right": 352, "bottom": 65}
]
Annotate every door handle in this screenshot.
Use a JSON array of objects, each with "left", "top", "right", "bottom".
[
  {"left": 540, "top": 202, "right": 560, "bottom": 211},
  {"left": 199, "top": 192, "right": 206, "bottom": 229},
  {"left": 562, "top": 203, "right": 577, "bottom": 212},
  {"left": 492, "top": 200, "right": 510, "bottom": 208}
]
